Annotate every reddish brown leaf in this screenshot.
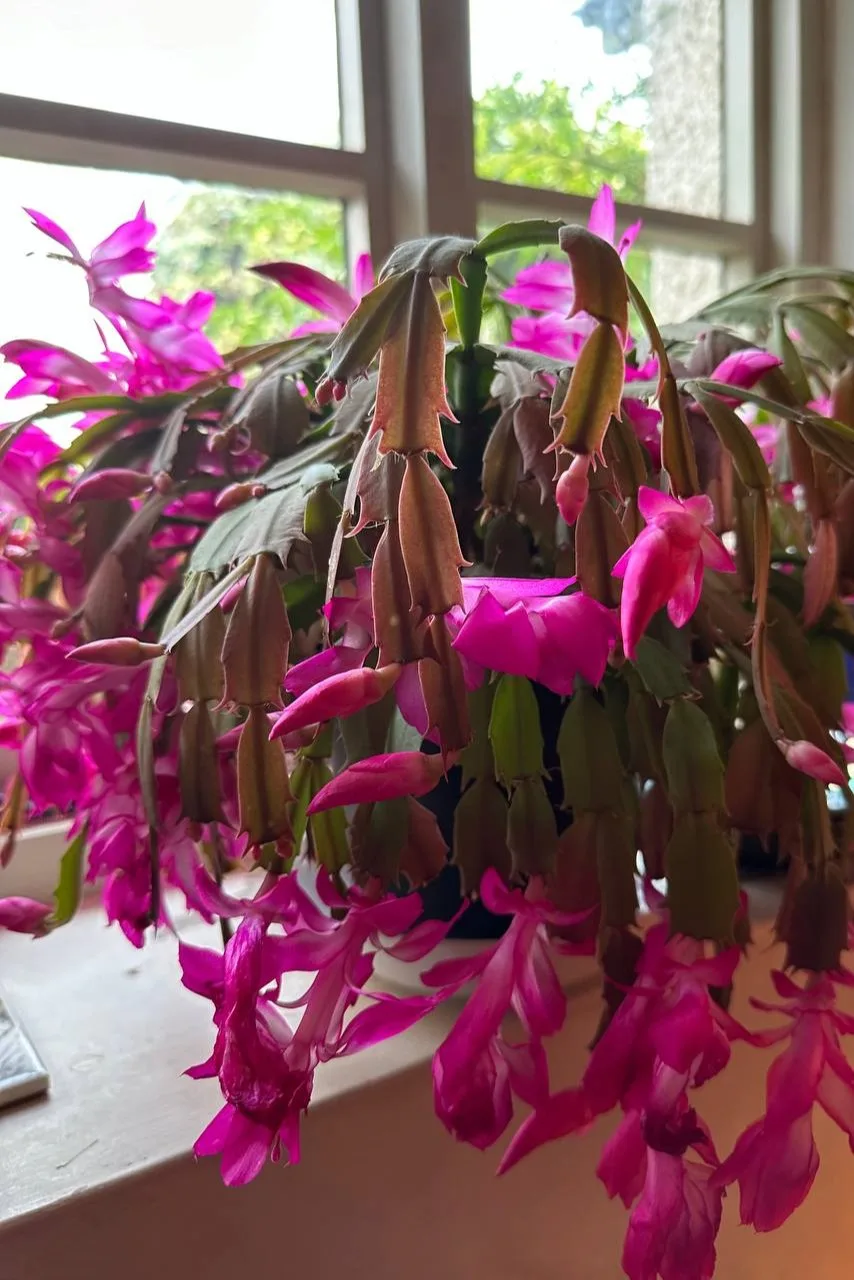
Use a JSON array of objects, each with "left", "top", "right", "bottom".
[
  {"left": 221, "top": 553, "right": 291, "bottom": 708},
  {"left": 398, "top": 455, "right": 467, "bottom": 616},
  {"left": 371, "top": 272, "right": 455, "bottom": 464},
  {"left": 558, "top": 224, "right": 629, "bottom": 336}
]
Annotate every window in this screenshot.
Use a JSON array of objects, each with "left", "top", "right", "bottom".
[
  {"left": 0, "top": 0, "right": 341, "bottom": 148},
  {"left": 471, "top": 0, "right": 729, "bottom": 220},
  {"left": 0, "top": 1, "right": 824, "bottom": 373}
]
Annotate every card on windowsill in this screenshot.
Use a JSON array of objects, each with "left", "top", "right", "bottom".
[{"left": 0, "top": 994, "right": 49, "bottom": 1109}]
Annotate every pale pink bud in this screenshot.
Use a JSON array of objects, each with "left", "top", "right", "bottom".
[
  {"left": 152, "top": 470, "right": 173, "bottom": 494},
  {"left": 70, "top": 637, "right": 166, "bottom": 666},
  {"left": 216, "top": 482, "right": 263, "bottom": 511},
  {"left": 0, "top": 896, "right": 52, "bottom": 936},
  {"left": 269, "top": 664, "right": 401, "bottom": 741},
  {"left": 219, "top": 577, "right": 248, "bottom": 613},
  {"left": 780, "top": 737, "right": 846, "bottom": 786},
  {"left": 69, "top": 468, "right": 152, "bottom": 503},
  {"left": 555, "top": 454, "right": 591, "bottom": 527},
  {"left": 316, "top": 377, "right": 346, "bottom": 406},
  {"left": 307, "top": 750, "right": 449, "bottom": 813}
]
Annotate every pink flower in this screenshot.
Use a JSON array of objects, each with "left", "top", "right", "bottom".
[
  {"left": 715, "top": 971, "right": 854, "bottom": 1231},
  {"left": 623, "top": 1150, "right": 722, "bottom": 1280},
  {"left": 452, "top": 579, "right": 617, "bottom": 694},
  {"left": 186, "top": 872, "right": 447, "bottom": 1185},
  {"left": 1, "top": 339, "right": 117, "bottom": 400},
  {"left": 503, "top": 185, "right": 641, "bottom": 361},
  {"left": 500, "top": 927, "right": 755, "bottom": 1173},
  {"left": 252, "top": 254, "right": 375, "bottom": 336},
  {"left": 25, "top": 204, "right": 155, "bottom": 290},
  {"left": 424, "top": 870, "right": 580, "bottom": 1150},
  {"left": 286, "top": 571, "right": 613, "bottom": 726},
  {"left": 306, "top": 750, "right": 448, "bottom": 812},
  {"left": 509, "top": 313, "right": 589, "bottom": 361},
  {"left": 0, "top": 896, "right": 52, "bottom": 936},
  {"left": 613, "top": 487, "right": 736, "bottom": 659}
]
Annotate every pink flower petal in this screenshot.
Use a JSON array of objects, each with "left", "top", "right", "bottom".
[
  {"left": 666, "top": 552, "right": 703, "bottom": 629},
  {"left": 352, "top": 253, "right": 375, "bottom": 300},
  {"left": 498, "top": 1087, "right": 591, "bottom": 1174},
  {"left": 251, "top": 261, "right": 356, "bottom": 323},
  {"left": 636, "top": 485, "right": 685, "bottom": 523},
  {"left": 699, "top": 527, "right": 737, "bottom": 572},
  {"left": 588, "top": 184, "right": 617, "bottom": 244},
  {"left": 23, "top": 207, "right": 80, "bottom": 257}
]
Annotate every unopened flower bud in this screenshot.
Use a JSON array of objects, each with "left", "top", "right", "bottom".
[
  {"left": 316, "top": 377, "right": 345, "bottom": 406},
  {"left": 70, "top": 637, "right": 165, "bottom": 666},
  {"left": 555, "top": 454, "right": 591, "bottom": 526},
  {"left": 69, "top": 468, "right": 152, "bottom": 503},
  {"left": 779, "top": 737, "right": 845, "bottom": 786},
  {"left": 215, "top": 482, "right": 262, "bottom": 512},
  {"left": 0, "top": 896, "right": 52, "bottom": 936},
  {"left": 269, "top": 664, "right": 400, "bottom": 741}
]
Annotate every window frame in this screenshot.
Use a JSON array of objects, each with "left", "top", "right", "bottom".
[{"left": 0, "top": 0, "right": 819, "bottom": 272}]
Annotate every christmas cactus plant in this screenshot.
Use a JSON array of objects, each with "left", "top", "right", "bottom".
[{"left": 3, "top": 188, "right": 854, "bottom": 1278}]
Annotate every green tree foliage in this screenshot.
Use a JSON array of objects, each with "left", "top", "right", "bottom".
[
  {"left": 154, "top": 189, "right": 345, "bottom": 351},
  {"left": 474, "top": 78, "right": 646, "bottom": 200},
  {"left": 153, "top": 79, "right": 647, "bottom": 348}
]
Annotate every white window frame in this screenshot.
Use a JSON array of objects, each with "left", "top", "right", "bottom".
[{"left": 0, "top": 0, "right": 831, "bottom": 893}]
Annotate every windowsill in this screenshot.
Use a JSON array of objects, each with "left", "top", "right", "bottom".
[
  {"left": 0, "top": 818, "right": 70, "bottom": 901},
  {"left": 1, "top": 884, "right": 852, "bottom": 1280}
]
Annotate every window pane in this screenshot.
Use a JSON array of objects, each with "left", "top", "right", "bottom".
[
  {"left": 0, "top": 0, "right": 340, "bottom": 148},
  {"left": 0, "top": 157, "right": 346, "bottom": 411},
  {"left": 644, "top": 247, "right": 723, "bottom": 322},
  {"left": 470, "top": 0, "right": 730, "bottom": 220}
]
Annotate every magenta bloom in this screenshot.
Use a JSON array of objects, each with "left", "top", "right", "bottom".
[
  {"left": 286, "top": 571, "right": 613, "bottom": 729},
  {"left": 186, "top": 872, "right": 449, "bottom": 1185},
  {"left": 779, "top": 738, "right": 846, "bottom": 786},
  {"left": 424, "top": 870, "right": 580, "bottom": 1150},
  {"left": 708, "top": 348, "right": 782, "bottom": 398},
  {"left": 452, "top": 579, "right": 617, "bottom": 694},
  {"left": 252, "top": 254, "right": 375, "bottom": 337},
  {"left": 500, "top": 926, "right": 757, "bottom": 1173},
  {"left": 25, "top": 204, "right": 156, "bottom": 289},
  {"left": 715, "top": 971, "right": 854, "bottom": 1231},
  {"left": 623, "top": 1150, "right": 722, "bottom": 1280},
  {"left": 0, "top": 339, "right": 117, "bottom": 400},
  {"left": 613, "top": 487, "right": 736, "bottom": 659}
]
